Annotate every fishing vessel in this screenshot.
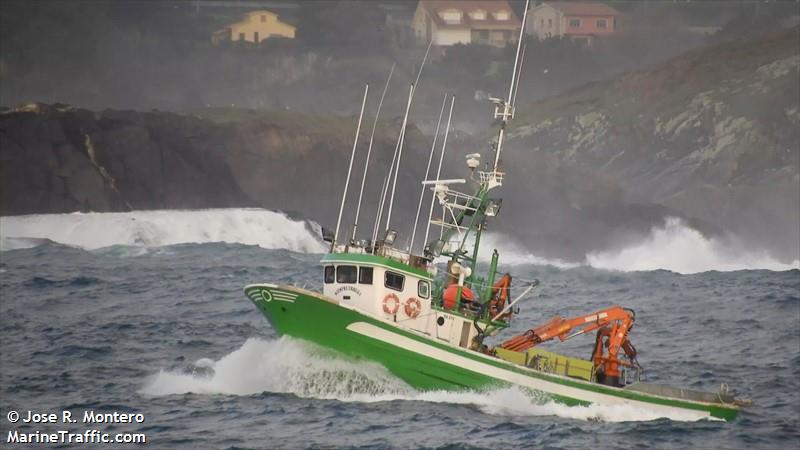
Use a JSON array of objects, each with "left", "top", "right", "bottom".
[{"left": 244, "top": 3, "right": 748, "bottom": 421}]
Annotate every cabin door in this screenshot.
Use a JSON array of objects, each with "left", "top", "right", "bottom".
[{"left": 458, "top": 321, "right": 471, "bottom": 348}]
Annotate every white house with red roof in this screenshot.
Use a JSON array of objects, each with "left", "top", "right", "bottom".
[
  {"left": 527, "top": 1, "right": 620, "bottom": 45},
  {"left": 412, "top": 0, "right": 521, "bottom": 47}
]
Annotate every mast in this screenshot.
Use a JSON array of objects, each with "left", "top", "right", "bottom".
[
  {"left": 372, "top": 176, "right": 390, "bottom": 244},
  {"left": 332, "top": 84, "right": 369, "bottom": 251},
  {"left": 423, "top": 95, "right": 455, "bottom": 247},
  {"left": 423, "top": 0, "right": 529, "bottom": 272},
  {"left": 383, "top": 39, "right": 433, "bottom": 233},
  {"left": 409, "top": 93, "right": 448, "bottom": 253},
  {"left": 352, "top": 63, "right": 395, "bottom": 242},
  {"left": 382, "top": 84, "right": 414, "bottom": 232},
  {"left": 492, "top": 0, "right": 529, "bottom": 173}
]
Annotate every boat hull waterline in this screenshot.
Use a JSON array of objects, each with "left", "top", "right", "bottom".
[{"left": 245, "top": 284, "right": 739, "bottom": 421}]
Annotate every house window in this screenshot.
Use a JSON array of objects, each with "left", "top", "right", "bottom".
[
  {"left": 254, "top": 31, "right": 259, "bottom": 42},
  {"left": 261, "top": 15, "right": 266, "bottom": 22},
  {"left": 548, "top": 18, "right": 553, "bottom": 28},
  {"left": 359, "top": 267, "right": 373, "bottom": 285},
  {"left": 324, "top": 266, "right": 335, "bottom": 284},
  {"left": 418, "top": 280, "right": 430, "bottom": 299},
  {"left": 470, "top": 9, "right": 486, "bottom": 20},
  {"left": 336, "top": 265, "right": 357, "bottom": 284},
  {"left": 596, "top": 19, "right": 607, "bottom": 29},
  {"left": 569, "top": 18, "right": 581, "bottom": 28},
  {"left": 439, "top": 9, "right": 462, "bottom": 24},
  {"left": 238, "top": 32, "right": 245, "bottom": 41},
  {"left": 384, "top": 271, "right": 405, "bottom": 292},
  {"left": 540, "top": 18, "right": 544, "bottom": 27},
  {"left": 494, "top": 10, "right": 510, "bottom": 21}
]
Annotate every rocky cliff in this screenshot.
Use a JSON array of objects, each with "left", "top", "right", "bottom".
[
  {"left": 0, "top": 105, "right": 430, "bottom": 237},
  {"left": 501, "top": 27, "right": 799, "bottom": 262},
  {"left": 2, "top": 28, "right": 798, "bottom": 263}
]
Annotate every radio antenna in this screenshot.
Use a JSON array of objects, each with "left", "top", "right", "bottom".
[
  {"left": 352, "top": 63, "right": 395, "bottom": 242},
  {"left": 410, "top": 93, "right": 448, "bottom": 253},
  {"left": 492, "top": 0, "right": 529, "bottom": 173},
  {"left": 332, "top": 84, "right": 369, "bottom": 251}
]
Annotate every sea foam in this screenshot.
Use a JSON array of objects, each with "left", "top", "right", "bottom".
[
  {"left": 585, "top": 217, "right": 799, "bottom": 274},
  {"left": 0, "top": 208, "right": 325, "bottom": 253},
  {"left": 140, "top": 337, "right": 713, "bottom": 423}
]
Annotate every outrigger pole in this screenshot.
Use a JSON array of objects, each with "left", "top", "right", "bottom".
[
  {"left": 383, "top": 39, "right": 433, "bottom": 232},
  {"left": 351, "top": 63, "right": 395, "bottom": 242},
  {"left": 423, "top": 95, "right": 455, "bottom": 247},
  {"left": 332, "top": 84, "right": 369, "bottom": 251},
  {"left": 409, "top": 93, "right": 448, "bottom": 253},
  {"left": 372, "top": 176, "right": 390, "bottom": 244},
  {"left": 382, "top": 83, "right": 414, "bottom": 232}
]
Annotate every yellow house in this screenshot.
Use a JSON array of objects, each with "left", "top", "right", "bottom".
[{"left": 212, "top": 10, "right": 296, "bottom": 44}]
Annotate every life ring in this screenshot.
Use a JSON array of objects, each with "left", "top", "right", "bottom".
[
  {"left": 382, "top": 293, "right": 400, "bottom": 315},
  {"left": 404, "top": 297, "right": 422, "bottom": 318}
]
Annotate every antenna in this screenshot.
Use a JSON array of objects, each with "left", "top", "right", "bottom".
[
  {"left": 351, "top": 63, "right": 395, "bottom": 242},
  {"left": 414, "top": 39, "right": 434, "bottom": 87},
  {"left": 511, "top": 44, "right": 527, "bottom": 110},
  {"left": 423, "top": 95, "right": 455, "bottom": 247},
  {"left": 506, "top": 0, "right": 528, "bottom": 110},
  {"left": 332, "top": 84, "right": 369, "bottom": 251},
  {"left": 372, "top": 176, "right": 390, "bottom": 244},
  {"left": 492, "top": 0, "right": 530, "bottom": 173},
  {"left": 409, "top": 93, "right": 448, "bottom": 253},
  {"left": 384, "top": 38, "right": 433, "bottom": 232},
  {"left": 383, "top": 83, "right": 414, "bottom": 232}
]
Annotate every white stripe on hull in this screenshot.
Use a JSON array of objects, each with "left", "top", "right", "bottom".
[{"left": 346, "top": 321, "right": 711, "bottom": 420}]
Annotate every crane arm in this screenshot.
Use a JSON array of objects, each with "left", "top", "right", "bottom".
[
  {"left": 498, "top": 305, "right": 638, "bottom": 386},
  {"left": 500, "top": 305, "right": 634, "bottom": 352}
]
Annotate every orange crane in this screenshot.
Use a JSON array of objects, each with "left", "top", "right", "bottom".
[{"left": 499, "top": 306, "right": 640, "bottom": 386}]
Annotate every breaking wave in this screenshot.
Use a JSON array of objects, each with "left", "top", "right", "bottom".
[
  {"left": 478, "top": 233, "right": 580, "bottom": 269},
  {"left": 2, "top": 210, "right": 793, "bottom": 273},
  {"left": 586, "top": 217, "right": 799, "bottom": 274},
  {"left": 0, "top": 208, "right": 325, "bottom": 253},
  {"left": 480, "top": 219, "right": 798, "bottom": 273},
  {"left": 141, "top": 337, "right": 710, "bottom": 423}
]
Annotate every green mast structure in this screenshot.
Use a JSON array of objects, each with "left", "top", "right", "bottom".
[{"left": 423, "top": 1, "right": 529, "bottom": 313}]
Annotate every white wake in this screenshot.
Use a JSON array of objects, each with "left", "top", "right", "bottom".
[
  {"left": 140, "top": 337, "right": 709, "bottom": 423},
  {"left": 0, "top": 208, "right": 325, "bottom": 253},
  {"left": 586, "top": 217, "right": 799, "bottom": 274}
]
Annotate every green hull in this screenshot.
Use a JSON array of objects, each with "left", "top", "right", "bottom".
[{"left": 245, "top": 284, "right": 740, "bottom": 421}]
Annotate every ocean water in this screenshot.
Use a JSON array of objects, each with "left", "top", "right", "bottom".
[{"left": 1, "top": 210, "right": 799, "bottom": 449}]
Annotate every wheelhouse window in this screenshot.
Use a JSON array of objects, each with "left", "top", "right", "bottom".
[
  {"left": 418, "top": 280, "right": 430, "bottom": 299},
  {"left": 359, "top": 267, "right": 374, "bottom": 285},
  {"left": 336, "top": 265, "right": 357, "bottom": 284},
  {"left": 384, "top": 271, "right": 405, "bottom": 292},
  {"left": 324, "top": 265, "right": 335, "bottom": 284}
]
